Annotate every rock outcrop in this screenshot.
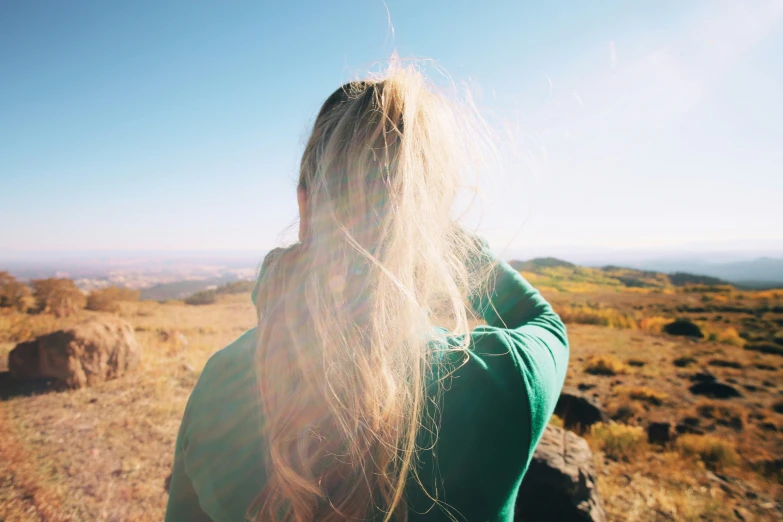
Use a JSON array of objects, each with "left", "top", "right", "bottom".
[
  {"left": 8, "top": 316, "right": 141, "bottom": 389},
  {"left": 554, "top": 387, "right": 608, "bottom": 431},
  {"left": 516, "top": 425, "right": 606, "bottom": 522}
]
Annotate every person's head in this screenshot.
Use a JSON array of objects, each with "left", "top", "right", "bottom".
[{"left": 252, "top": 61, "right": 493, "bottom": 522}]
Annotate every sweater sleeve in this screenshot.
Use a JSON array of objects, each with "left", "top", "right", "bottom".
[
  {"left": 165, "top": 404, "right": 214, "bottom": 522},
  {"left": 469, "top": 247, "right": 570, "bottom": 452}
]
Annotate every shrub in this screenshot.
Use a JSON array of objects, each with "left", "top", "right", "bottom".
[
  {"left": 30, "top": 278, "right": 86, "bottom": 317},
  {"left": 626, "top": 386, "right": 668, "bottom": 406},
  {"left": 548, "top": 415, "right": 564, "bottom": 428},
  {"left": 627, "top": 358, "right": 646, "bottom": 367},
  {"left": 676, "top": 434, "right": 739, "bottom": 470},
  {"left": 585, "top": 355, "right": 628, "bottom": 376},
  {"left": 716, "top": 327, "right": 745, "bottom": 347},
  {"left": 772, "top": 401, "right": 783, "bottom": 415},
  {"left": 609, "top": 401, "right": 644, "bottom": 423},
  {"left": 663, "top": 319, "right": 704, "bottom": 338},
  {"left": 184, "top": 289, "right": 217, "bottom": 306},
  {"left": 745, "top": 343, "right": 783, "bottom": 356},
  {"left": 554, "top": 303, "right": 638, "bottom": 329},
  {"left": 86, "top": 286, "right": 140, "bottom": 312},
  {"left": 0, "top": 272, "right": 32, "bottom": 312},
  {"left": 639, "top": 316, "right": 669, "bottom": 333},
  {"left": 707, "top": 358, "right": 743, "bottom": 369},
  {"left": 591, "top": 422, "right": 646, "bottom": 461},
  {"left": 695, "top": 401, "right": 746, "bottom": 430},
  {"left": 673, "top": 356, "right": 696, "bottom": 367}
]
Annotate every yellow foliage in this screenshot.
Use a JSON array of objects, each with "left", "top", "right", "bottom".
[
  {"left": 585, "top": 355, "right": 628, "bottom": 376},
  {"left": 554, "top": 303, "right": 638, "bottom": 329},
  {"left": 623, "top": 386, "right": 668, "bottom": 406},
  {"left": 676, "top": 434, "right": 739, "bottom": 470},
  {"left": 716, "top": 327, "right": 745, "bottom": 347},
  {"left": 754, "top": 289, "right": 783, "bottom": 299},
  {"left": 639, "top": 316, "right": 670, "bottom": 333},
  {"left": 591, "top": 422, "right": 646, "bottom": 462}
]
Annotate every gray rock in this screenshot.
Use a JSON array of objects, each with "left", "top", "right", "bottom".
[
  {"left": 516, "top": 425, "right": 606, "bottom": 522},
  {"left": 554, "top": 387, "right": 608, "bottom": 431}
]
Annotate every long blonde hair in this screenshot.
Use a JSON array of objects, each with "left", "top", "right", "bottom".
[{"left": 252, "top": 59, "right": 494, "bottom": 522}]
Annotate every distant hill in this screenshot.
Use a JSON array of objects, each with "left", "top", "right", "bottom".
[
  {"left": 509, "top": 257, "right": 576, "bottom": 272},
  {"left": 508, "top": 257, "right": 735, "bottom": 293},
  {"left": 140, "top": 275, "right": 251, "bottom": 301},
  {"left": 629, "top": 257, "right": 783, "bottom": 289},
  {"left": 668, "top": 272, "right": 729, "bottom": 287}
]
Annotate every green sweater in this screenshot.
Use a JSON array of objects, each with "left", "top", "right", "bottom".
[{"left": 165, "top": 253, "right": 569, "bottom": 522}]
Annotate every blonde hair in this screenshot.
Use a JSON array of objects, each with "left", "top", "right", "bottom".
[{"left": 251, "top": 59, "right": 494, "bottom": 522}]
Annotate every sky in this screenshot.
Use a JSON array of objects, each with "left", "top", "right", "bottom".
[{"left": 1, "top": 0, "right": 782, "bottom": 260}]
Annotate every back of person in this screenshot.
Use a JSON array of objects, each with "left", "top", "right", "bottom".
[{"left": 165, "top": 60, "right": 569, "bottom": 522}]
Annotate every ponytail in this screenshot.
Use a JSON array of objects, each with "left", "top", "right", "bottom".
[{"left": 251, "top": 59, "right": 494, "bottom": 522}]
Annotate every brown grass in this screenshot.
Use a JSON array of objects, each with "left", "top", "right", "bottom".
[
  {"left": 695, "top": 400, "right": 747, "bottom": 430},
  {"left": 590, "top": 422, "right": 646, "bottom": 462},
  {"left": 676, "top": 434, "right": 740, "bottom": 471},
  {"left": 2, "top": 285, "right": 783, "bottom": 521},
  {"left": 584, "top": 355, "right": 629, "bottom": 376},
  {"left": 622, "top": 386, "right": 668, "bottom": 406}
]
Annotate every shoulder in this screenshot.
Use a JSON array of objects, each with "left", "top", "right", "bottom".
[
  {"left": 201, "top": 327, "right": 258, "bottom": 376},
  {"left": 182, "top": 328, "right": 260, "bottom": 442}
]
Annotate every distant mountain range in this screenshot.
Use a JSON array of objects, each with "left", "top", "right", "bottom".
[
  {"left": 509, "top": 256, "right": 782, "bottom": 290},
  {"left": 2, "top": 251, "right": 781, "bottom": 296},
  {"left": 623, "top": 257, "right": 783, "bottom": 289}
]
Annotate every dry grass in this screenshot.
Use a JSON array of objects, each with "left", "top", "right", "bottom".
[
  {"left": 584, "top": 355, "right": 628, "bottom": 376},
  {"left": 2, "top": 285, "right": 783, "bottom": 521},
  {"left": 554, "top": 303, "right": 638, "bottom": 329},
  {"left": 590, "top": 422, "right": 646, "bottom": 462},
  {"left": 695, "top": 400, "right": 747, "bottom": 430},
  {"left": 638, "top": 316, "right": 669, "bottom": 333},
  {"left": 676, "top": 434, "right": 740, "bottom": 471},
  {"left": 0, "top": 294, "right": 257, "bottom": 522},
  {"left": 623, "top": 386, "right": 668, "bottom": 406}
]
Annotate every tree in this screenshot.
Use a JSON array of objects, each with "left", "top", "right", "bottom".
[
  {"left": 31, "top": 278, "right": 86, "bottom": 317},
  {"left": 86, "top": 286, "right": 140, "bottom": 312},
  {"left": 0, "top": 271, "right": 32, "bottom": 312}
]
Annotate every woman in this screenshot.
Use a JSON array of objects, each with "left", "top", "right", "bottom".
[{"left": 165, "top": 63, "right": 568, "bottom": 522}]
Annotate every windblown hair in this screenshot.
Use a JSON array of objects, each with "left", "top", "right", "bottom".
[{"left": 251, "top": 60, "right": 494, "bottom": 522}]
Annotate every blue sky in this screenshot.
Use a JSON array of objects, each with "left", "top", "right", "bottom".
[{"left": 1, "top": 0, "right": 782, "bottom": 257}]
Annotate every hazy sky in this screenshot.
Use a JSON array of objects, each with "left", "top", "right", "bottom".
[{"left": 1, "top": 0, "right": 782, "bottom": 256}]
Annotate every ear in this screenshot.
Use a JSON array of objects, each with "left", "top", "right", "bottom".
[{"left": 297, "top": 185, "right": 308, "bottom": 242}]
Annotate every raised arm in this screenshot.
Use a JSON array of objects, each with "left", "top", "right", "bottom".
[{"left": 469, "top": 244, "right": 570, "bottom": 448}]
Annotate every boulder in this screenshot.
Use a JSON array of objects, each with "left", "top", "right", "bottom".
[
  {"left": 554, "top": 387, "right": 608, "bottom": 431},
  {"left": 689, "top": 381, "right": 742, "bottom": 399},
  {"left": 647, "top": 420, "right": 673, "bottom": 445},
  {"left": 8, "top": 316, "right": 141, "bottom": 389},
  {"left": 663, "top": 319, "right": 704, "bottom": 338},
  {"left": 516, "top": 425, "right": 606, "bottom": 522}
]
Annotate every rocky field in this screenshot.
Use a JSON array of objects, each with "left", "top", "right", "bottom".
[{"left": 1, "top": 274, "right": 782, "bottom": 521}]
